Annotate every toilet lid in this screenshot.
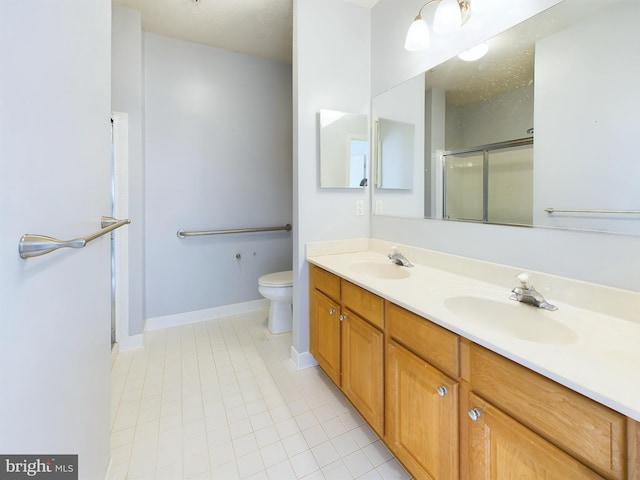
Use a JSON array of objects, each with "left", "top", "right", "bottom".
[{"left": 258, "top": 270, "right": 293, "bottom": 287}]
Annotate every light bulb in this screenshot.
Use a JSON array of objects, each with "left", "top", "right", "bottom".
[
  {"left": 404, "top": 16, "right": 430, "bottom": 51},
  {"left": 433, "top": 0, "right": 462, "bottom": 34}
]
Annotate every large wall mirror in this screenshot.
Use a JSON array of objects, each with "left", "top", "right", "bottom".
[{"left": 372, "top": 0, "right": 640, "bottom": 235}]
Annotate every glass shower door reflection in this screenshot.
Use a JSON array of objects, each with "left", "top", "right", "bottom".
[
  {"left": 443, "top": 142, "right": 533, "bottom": 225},
  {"left": 444, "top": 152, "right": 484, "bottom": 221}
]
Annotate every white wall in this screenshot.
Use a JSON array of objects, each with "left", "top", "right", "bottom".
[
  {"left": 0, "top": 1, "right": 112, "bottom": 477},
  {"left": 112, "top": 6, "right": 146, "bottom": 336},
  {"left": 533, "top": 0, "right": 640, "bottom": 234},
  {"left": 292, "top": 0, "right": 371, "bottom": 366},
  {"left": 144, "top": 34, "right": 293, "bottom": 319},
  {"left": 371, "top": 215, "right": 640, "bottom": 291},
  {"left": 369, "top": 0, "right": 640, "bottom": 292}
]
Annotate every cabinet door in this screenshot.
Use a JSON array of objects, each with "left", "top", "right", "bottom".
[
  {"left": 386, "top": 339, "right": 459, "bottom": 480},
  {"left": 341, "top": 309, "right": 384, "bottom": 435},
  {"left": 466, "top": 393, "right": 603, "bottom": 480},
  {"left": 309, "top": 290, "right": 341, "bottom": 386}
]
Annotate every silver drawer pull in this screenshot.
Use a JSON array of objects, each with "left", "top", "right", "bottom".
[
  {"left": 339, "top": 314, "right": 346, "bottom": 321},
  {"left": 328, "top": 308, "right": 336, "bottom": 315},
  {"left": 468, "top": 408, "right": 482, "bottom": 421},
  {"left": 436, "top": 386, "right": 449, "bottom": 397}
]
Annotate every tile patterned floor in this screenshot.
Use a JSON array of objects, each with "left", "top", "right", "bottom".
[{"left": 109, "top": 309, "right": 411, "bottom": 479}]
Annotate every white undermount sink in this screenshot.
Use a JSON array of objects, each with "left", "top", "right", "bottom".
[
  {"left": 438, "top": 289, "right": 579, "bottom": 345},
  {"left": 348, "top": 261, "right": 411, "bottom": 280}
]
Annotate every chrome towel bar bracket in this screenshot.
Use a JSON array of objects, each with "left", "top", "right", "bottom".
[
  {"left": 19, "top": 216, "right": 131, "bottom": 259},
  {"left": 177, "top": 224, "right": 292, "bottom": 238}
]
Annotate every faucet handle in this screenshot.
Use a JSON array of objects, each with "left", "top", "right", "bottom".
[{"left": 516, "top": 272, "right": 531, "bottom": 289}]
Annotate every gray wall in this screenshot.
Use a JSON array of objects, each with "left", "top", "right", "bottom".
[{"left": 144, "top": 34, "right": 293, "bottom": 318}]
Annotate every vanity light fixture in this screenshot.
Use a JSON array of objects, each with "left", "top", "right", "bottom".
[
  {"left": 404, "top": 0, "right": 471, "bottom": 52},
  {"left": 458, "top": 42, "right": 488, "bottom": 61}
]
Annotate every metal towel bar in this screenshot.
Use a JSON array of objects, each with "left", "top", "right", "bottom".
[
  {"left": 177, "top": 224, "right": 292, "bottom": 238},
  {"left": 19, "top": 216, "right": 131, "bottom": 259},
  {"left": 545, "top": 208, "right": 640, "bottom": 215}
]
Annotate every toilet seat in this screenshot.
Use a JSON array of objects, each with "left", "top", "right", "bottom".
[{"left": 258, "top": 270, "right": 293, "bottom": 287}]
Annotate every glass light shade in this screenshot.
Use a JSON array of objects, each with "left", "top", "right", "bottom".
[
  {"left": 458, "top": 43, "right": 489, "bottom": 61},
  {"left": 433, "top": 0, "right": 462, "bottom": 34},
  {"left": 404, "top": 16, "right": 430, "bottom": 51}
]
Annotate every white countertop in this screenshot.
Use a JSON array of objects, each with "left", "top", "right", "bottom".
[{"left": 307, "top": 245, "right": 640, "bottom": 421}]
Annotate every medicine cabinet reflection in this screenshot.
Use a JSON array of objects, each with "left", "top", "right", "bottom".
[{"left": 319, "top": 109, "right": 368, "bottom": 188}]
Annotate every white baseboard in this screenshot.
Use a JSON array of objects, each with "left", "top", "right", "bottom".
[
  {"left": 116, "top": 334, "right": 145, "bottom": 352},
  {"left": 290, "top": 345, "right": 318, "bottom": 370},
  {"left": 144, "top": 299, "right": 269, "bottom": 332}
]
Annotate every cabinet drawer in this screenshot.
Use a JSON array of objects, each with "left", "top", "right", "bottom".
[
  {"left": 309, "top": 264, "right": 341, "bottom": 302},
  {"left": 470, "top": 344, "right": 626, "bottom": 480},
  {"left": 342, "top": 280, "right": 384, "bottom": 330},
  {"left": 386, "top": 302, "right": 459, "bottom": 378}
]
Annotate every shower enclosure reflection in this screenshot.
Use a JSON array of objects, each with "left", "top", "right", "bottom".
[{"left": 443, "top": 139, "right": 533, "bottom": 225}]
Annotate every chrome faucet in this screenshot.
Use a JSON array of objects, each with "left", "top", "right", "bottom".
[
  {"left": 388, "top": 247, "right": 414, "bottom": 267},
  {"left": 510, "top": 273, "right": 557, "bottom": 311}
]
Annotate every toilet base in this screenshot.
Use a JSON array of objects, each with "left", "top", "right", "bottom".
[{"left": 268, "top": 301, "right": 293, "bottom": 334}]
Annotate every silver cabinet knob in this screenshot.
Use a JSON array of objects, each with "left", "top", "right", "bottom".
[
  {"left": 468, "top": 408, "right": 482, "bottom": 421},
  {"left": 436, "top": 386, "right": 449, "bottom": 397},
  {"left": 339, "top": 314, "right": 346, "bottom": 321},
  {"left": 328, "top": 308, "right": 336, "bottom": 315}
]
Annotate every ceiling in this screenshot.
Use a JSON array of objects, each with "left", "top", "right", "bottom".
[{"left": 112, "top": 0, "right": 380, "bottom": 64}]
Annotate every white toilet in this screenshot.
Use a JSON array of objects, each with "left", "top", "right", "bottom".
[{"left": 258, "top": 270, "right": 293, "bottom": 334}]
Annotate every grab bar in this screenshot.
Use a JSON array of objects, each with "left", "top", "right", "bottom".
[
  {"left": 545, "top": 208, "right": 640, "bottom": 215},
  {"left": 177, "top": 224, "right": 292, "bottom": 238},
  {"left": 19, "top": 216, "right": 131, "bottom": 259}
]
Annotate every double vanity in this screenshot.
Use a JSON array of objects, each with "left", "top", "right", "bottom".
[{"left": 307, "top": 239, "right": 640, "bottom": 479}]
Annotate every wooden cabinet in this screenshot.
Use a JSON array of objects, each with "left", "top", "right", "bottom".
[
  {"left": 465, "top": 344, "right": 627, "bottom": 480},
  {"left": 342, "top": 307, "right": 384, "bottom": 434},
  {"left": 385, "top": 303, "right": 459, "bottom": 480},
  {"left": 308, "top": 262, "right": 639, "bottom": 480},
  {"left": 386, "top": 339, "right": 459, "bottom": 480},
  {"left": 309, "top": 289, "right": 341, "bottom": 385},
  {"left": 466, "top": 392, "right": 603, "bottom": 479},
  {"left": 308, "top": 264, "right": 385, "bottom": 435}
]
